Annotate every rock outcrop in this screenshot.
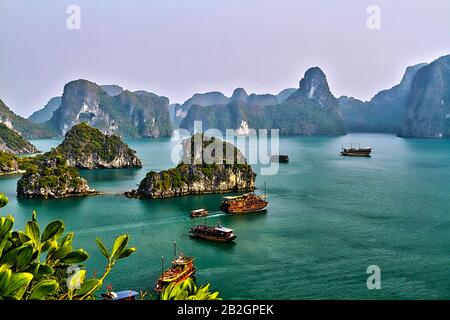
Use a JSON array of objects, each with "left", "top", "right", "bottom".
[
  {"left": 126, "top": 134, "right": 255, "bottom": 199},
  {"left": 0, "top": 151, "right": 20, "bottom": 175},
  {"left": 56, "top": 123, "right": 142, "bottom": 169},
  {"left": 0, "top": 123, "right": 39, "bottom": 154},
  {"left": 46, "top": 79, "right": 172, "bottom": 137},
  {"left": 399, "top": 55, "right": 450, "bottom": 138},
  {"left": 339, "top": 63, "right": 427, "bottom": 133},
  {"left": 17, "top": 150, "right": 98, "bottom": 199}
]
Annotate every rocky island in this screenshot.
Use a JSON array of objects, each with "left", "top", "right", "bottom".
[
  {"left": 56, "top": 123, "right": 142, "bottom": 169},
  {"left": 126, "top": 134, "right": 255, "bottom": 199},
  {"left": 0, "top": 123, "right": 39, "bottom": 154},
  {"left": 17, "top": 149, "right": 98, "bottom": 199}
]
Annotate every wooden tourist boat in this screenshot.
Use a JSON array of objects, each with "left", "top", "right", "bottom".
[
  {"left": 190, "top": 208, "right": 208, "bottom": 218},
  {"left": 189, "top": 223, "right": 236, "bottom": 242},
  {"left": 340, "top": 146, "right": 372, "bottom": 157},
  {"left": 154, "top": 247, "right": 196, "bottom": 293},
  {"left": 220, "top": 193, "right": 268, "bottom": 214}
]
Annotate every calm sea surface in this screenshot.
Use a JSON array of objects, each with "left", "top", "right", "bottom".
[{"left": 1, "top": 134, "right": 450, "bottom": 299}]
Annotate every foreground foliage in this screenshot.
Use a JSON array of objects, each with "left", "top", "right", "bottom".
[
  {"left": 160, "top": 278, "right": 221, "bottom": 300},
  {"left": 0, "top": 193, "right": 136, "bottom": 300}
]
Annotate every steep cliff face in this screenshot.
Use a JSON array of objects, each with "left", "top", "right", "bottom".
[
  {"left": 339, "top": 63, "right": 427, "bottom": 133},
  {"left": 0, "top": 123, "right": 39, "bottom": 154},
  {"left": 47, "top": 80, "right": 172, "bottom": 137},
  {"left": 289, "top": 67, "right": 337, "bottom": 109},
  {"left": 399, "top": 55, "right": 450, "bottom": 138},
  {"left": 56, "top": 123, "right": 142, "bottom": 169},
  {"left": 126, "top": 134, "right": 255, "bottom": 199},
  {"left": 17, "top": 150, "right": 97, "bottom": 199}
]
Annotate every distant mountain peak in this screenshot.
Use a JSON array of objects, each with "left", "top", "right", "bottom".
[
  {"left": 100, "top": 85, "right": 124, "bottom": 96},
  {"left": 289, "top": 67, "right": 336, "bottom": 108},
  {"left": 231, "top": 88, "right": 248, "bottom": 101}
]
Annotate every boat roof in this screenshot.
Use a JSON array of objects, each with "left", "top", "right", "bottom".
[
  {"left": 191, "top": 208, "right": 206, "bottom": 212},
  {"left": 223, "top": 195, "right": 242, "bottom": 200},
  {"left": 215, "top": 226, "right": 234, "bottom": 233},
  {"left": 106, "top": 290, "right": 139, "bottom": 300},
  {"left": 173, "top": 256, "right": 195, "bottom": 264}
]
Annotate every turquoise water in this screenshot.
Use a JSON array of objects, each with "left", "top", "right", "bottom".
[{"left": 1, "top": 134, "right": 450, "bottom": 299}]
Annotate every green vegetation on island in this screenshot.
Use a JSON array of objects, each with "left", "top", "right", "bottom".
[
  {"left": 126, "top": 134, "right": 255, "bottom": 199},
  {"left": 0, "top": 123, "right": 39, "bottom": 154},
  {"left": 16, "top": 149, "right": 97, "bottom": 199},
  {"left": 56, "top": 122, "right": 142, "bottom": 169}
]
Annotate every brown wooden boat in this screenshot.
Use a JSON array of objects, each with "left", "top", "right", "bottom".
[
  {"left": 190, "top": 208, "right": 208, "bottom": 218},
  {"left": 154, "top": 249, "right": 196, "bottom": 292},
  {"left": 189, "top": 223, "right": 236, "bottom": 242},
  {"left": 341, "top": 146, "right": 372, "bottom": 157},
  {"left": 220, "top": 193, "right": 268, "bottom": 214}
]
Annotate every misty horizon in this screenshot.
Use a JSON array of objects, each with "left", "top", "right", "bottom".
[{"left": 1, "top": 0, "right": 450, "bottom": 117}]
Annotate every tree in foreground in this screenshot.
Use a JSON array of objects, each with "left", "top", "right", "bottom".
[
  {"left": 0, "top": 193, "right": 136, "bottom": 300},
  {"left": 160, "top": 278, "right": 221, "bottom": 300}
]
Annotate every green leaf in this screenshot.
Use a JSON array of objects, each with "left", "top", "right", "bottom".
[
  {"left": 0, "top": 215, "right": 14, "bottom": 239},
  {"left": 41, "top": 239, "right": 56, "bottom": 253},
  {"left": 0, "top": 193, "right": 8, "bottom": 208},
  {"left": 3, "top": 272, "right": 33, "bottom": 299},
  {"left": 30, "top": 279, "right": 59, "bottom": 300},
  {"left": 0, "top": 245, "right": 22, "bottom": 266},
  {"left": 74, "top": 279, "right": 102, "bottom": 298},
  {"left": 60, "top": 233, "right": 73, "bottom": 248},
  {"left": 0, "top": 238, "right": 10, "bottom": 258},
  {"left": 50, "top": 245, "right": 72, "bottom": 261},
  {"left": 16, "top": 243, "right": 34, "bottom": 269},
  {"left": 31, "top": 211, "right": 37, "bottom": 222},
  {"left": 18, "top": 231, "right": 31, "bottom": 244},
  {"left": 95, "top": 238, "right": 110, "bottom": 259},
  {"left": 111, "top": 235, "right": 129, "bottom": 260},
  {"left": 0, "top": 266, "right": 12, "bottom": 295},
  {"left": 36, "top": 264, "right": 54, "bottom": 277},
  {"left": 118, "top": 247, "right": 136, "bottom": 259},
  {"left": 60, "top": 249, "right": 89, "bottom": 264},
  {"left": 25, "top": 221, "right": 40, "bottom": 249},
  {"left": 41, "top": 220, "right": 64, "bottom": 243}
]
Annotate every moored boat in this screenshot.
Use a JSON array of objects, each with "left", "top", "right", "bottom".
[
  {"left": 101, "top": 290, "right": 139, "bottom": 300},
  {"left": 270, "top": 154, "right": 289, "bottom": 163},
  {"left": 340, "top": 146, "right": 372, "bottom": 157},
  {"left": 190, "top": 208, "right": 208, "bottom": 218},
  {"left": 220, "top": 193, "right": 268, "bottom": 214},
  {"left": 189, "top": 223, "right": 236, "bottom": 242}
]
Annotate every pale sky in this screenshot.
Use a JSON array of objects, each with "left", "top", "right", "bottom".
[{"left": 1, "top": 0, "right": 450, "bottom": 117}]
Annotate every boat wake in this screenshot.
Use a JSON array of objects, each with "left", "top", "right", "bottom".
[{"left": 76, "top": 211, "right": 228, "bottom": 235}]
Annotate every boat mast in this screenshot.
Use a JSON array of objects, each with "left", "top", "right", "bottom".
[
  {"left": 264, "top": 180, "right": 267, "bottom": 198},
  {"left": 161, "top": 256, "right": 164, "bottom": 275},
  {"left": 173, "top": 240, "right": 177, "bottom": 258}
]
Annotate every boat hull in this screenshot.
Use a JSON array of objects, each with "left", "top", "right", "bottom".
[
  {"left": 340, "top": 152, "right": 371, "bottom": 157},
  {"left": 189, "top": 232, "right": 236, "bottom": 242},
  {"left": 154, "top": 268, "right": 196, "bottom": 292},
  {"left": 221, "top": 203, "right": 268, "bottom": 214}
]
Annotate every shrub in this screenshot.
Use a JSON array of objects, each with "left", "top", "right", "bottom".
[{"left": 0, "top": 195, "right": 136, "bottom": 300}]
